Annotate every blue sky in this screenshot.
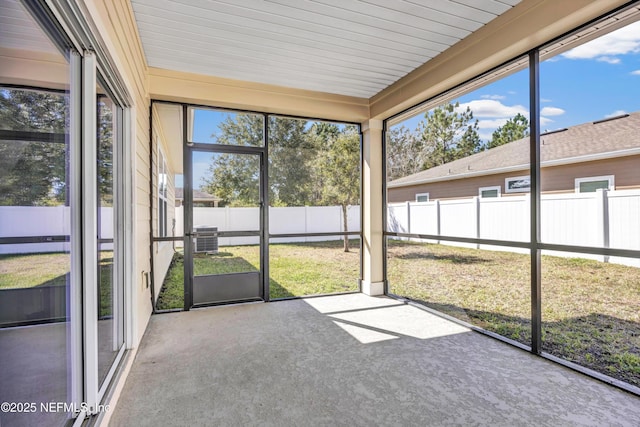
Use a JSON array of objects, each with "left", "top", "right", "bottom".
[{"left": 396, "top": 20, "right": 640, "bottom": 142}]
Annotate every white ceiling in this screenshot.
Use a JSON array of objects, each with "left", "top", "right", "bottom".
[
  {"left": 130, "top": 0, "right": 522, "bottom": 98},
  {"left": 0, "top": 0, "right": 59, "bottom": 54}
]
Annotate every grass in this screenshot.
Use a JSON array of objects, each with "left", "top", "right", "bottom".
[
  {"left": 387, "top": 240, "right": 640, "bottom": 387},
  {"left": 0, "top": 251, "right": 115, "bottom": 318},
  {"left": 155, "top": 240, "right": 360, "bottom": 310},
  {"left": 5, "top": 242, "right": 638, "bottom": 387},
  {"left": 0, "top": 252, "right": 70, "bottom": 289}
]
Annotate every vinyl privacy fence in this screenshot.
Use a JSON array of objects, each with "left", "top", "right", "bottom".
[
  {"left": 174, "top": 205, "right": 362, "bottom": 246},
  {"left": 2, "top": 190, "right": 639, "bottom": 267},
  {"left": 387, "top": 189, "right": 640, "bottom": 267},
  {"left": 0, "top": 205, "right": 361, "bottom": 254}
]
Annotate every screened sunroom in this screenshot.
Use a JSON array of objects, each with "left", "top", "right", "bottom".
[{"left": 1, "top": 1, "right": 639, "bottom": 426}]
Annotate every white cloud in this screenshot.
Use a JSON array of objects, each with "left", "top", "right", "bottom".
[
  {"left": 540, "top": 117, "right": 554, "bottom": 126},
  {"left": 540, "top": 106, "right": 565, "bottom": 116},
  {"left": 605, "top": 110, "right": 627, "bottom": 118},
  {"left": 477, "top": 118, "right": 509, "bottom": 129},
  {"left": 455, "top": 99, "right": 528, "bottom": 118},
  {"left": 597, "top": 56, "right": 621, "bottom": 64},
  {"left": 561, "top": 21, "right": 640, "bottom": 62},
  {"left": 631, "top": 70, "right": 640, "bottom": 75},
  {"left": 480, "top": 94, "right": 506, "bottom": 100}
]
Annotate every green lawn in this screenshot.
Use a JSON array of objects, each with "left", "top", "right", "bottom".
[
  {"left": 387, "top": 240, "right": 640, "bottom": 387},
  {"left": 4, "top": 242, "right": 638, "bottom": 387},
  {"left": 155, "top": 240, "right": 360, "bottom": 310},
  {"left": 0, "top": 251, "right": 114, "bottom": 318},
  {"left": 0, "top": 252, "right": 70, "bottom": 289}
]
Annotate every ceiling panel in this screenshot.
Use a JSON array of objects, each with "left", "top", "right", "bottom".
[
  {"left": 0, "top": 0, "right": 59, "bottom": 54},
  {"left": 131, "top": 0, "right": 522, "bottom": 98}
]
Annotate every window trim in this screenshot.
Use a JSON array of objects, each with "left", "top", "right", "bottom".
[
  {"left": 505, "top": 175, "right": 531, "bottom": 194},
  {"left": 479, "top": 186, "right": 501, "bottom": 198},
  {"left": 157, "top": 144, "right": 168, "bottom": 238},
  {"left": 574, "top": 175, "right": 614, "bottom": 193},
  {"left": 415, "top": 192, "right": 430, "bottom": 202}
]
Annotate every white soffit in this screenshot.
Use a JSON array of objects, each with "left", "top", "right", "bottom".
[{"left": 130, "top": 0, "right": 522, "bottom": 98}]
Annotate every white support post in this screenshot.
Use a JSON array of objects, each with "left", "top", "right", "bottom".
[{"left": 361, "top": 119, "right": 384, "bottom": 296}]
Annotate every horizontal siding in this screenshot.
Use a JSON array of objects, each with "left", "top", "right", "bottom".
[{"left": 389, "top": 155, "right": 640, "bottom": 202}]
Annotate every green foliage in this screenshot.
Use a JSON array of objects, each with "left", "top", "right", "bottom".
[
  {"left": 387, "top": 102, "right": 484, "bottom": 181},
  {"left": 0, "top": 88, "right": 67, "bottom": 132},
  {"left": 418, "top": 102, "right": 482, "bottom": 169},
  {"left": 268, "top": 116, "right": 319, "bottom": 206},
  {"left": 201, "top": 117, "right": 360, "bottom": 250},
  {"left": 318, "top": 125, "right": 360, "bottom": 251},
  {"left": 0, "top": 88, "right": 67, "bottom": 206},
  {"left": 488, "top": 113, "right": 529, "bottom": 149},
  {"left": 97, "top": 96, "right": 114, "bottom": 207},
  {"left": 0, "top": 88, "right": 114, "bottom": 206},
  {"left": 203, "top": 153, "right": 260, "bottom": 207},
  {"left": 201, "top": 114, "right": 264, "bottom": 207}
]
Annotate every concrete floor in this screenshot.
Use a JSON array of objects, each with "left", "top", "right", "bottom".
[
  {"left": 109, "top": 294, "right": 640, "bottom": 426},
  {"left": 0, "top": 319, "right": 120, "bottom": 427}
]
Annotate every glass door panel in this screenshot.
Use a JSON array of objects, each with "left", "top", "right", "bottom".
[
  {"left": 187, "top": 151, "right": 263, "bottom": 306},
  {"left": 96, "top": 83, "right": 124, "bottom": 387}
]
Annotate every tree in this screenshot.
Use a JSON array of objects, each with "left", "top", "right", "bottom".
[
  {"left": 386, "top": 125, "right": 424, "bottom": 181},
  {"left": 203, "top": 153, "right": 260, "bottom": 207},
  {"left": 201, "top": 114, "right": 263, "bottom": 206},
  {"left": 418, "top": 102, "right": 482, "bottom": 169},
  {"left": 268, "top": 116, "right": 319, "bottom": 206},
  {"left": 319, "top": 125, "right": 360, "bottom": 252},
  {"left": 488, "top": 113, "right": 529, "bottom": 149},
  {"left": 0, "top": 88, "right": 67, "bottom": 206},
  {"left": 202, "top": 115, "right": 320, "bottom": 207},
  {"left": 97, "top": 96, "right": 114, "bottom": 206}
]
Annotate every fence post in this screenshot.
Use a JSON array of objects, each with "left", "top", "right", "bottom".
[
  {"left": 304, "top": 206, "right": 309, "bottom": 242},
  {"left": 598, "top": 189, "right": 610, "bottom": 263},
  {"left": 474, "top": 196, "right": 481, "bottom": 249},
  {"left": 435, "top": 200, "right": 440, "bottom": 244},
  {"left": 406, "top": 201, "right": 411, "bottom": 236}
]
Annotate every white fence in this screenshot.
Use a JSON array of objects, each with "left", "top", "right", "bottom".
[
  {"left": 388, "top": 189, "right": 640, "bottom": 267},
  {"left": 3, "top": 190, "right": 639, "bottom": 268},
  {"left": 0, "top": 206, "right": 113, "bottom": 254},
  {"left": 175, "top": 205, "right": 362, "bottom": 246}
]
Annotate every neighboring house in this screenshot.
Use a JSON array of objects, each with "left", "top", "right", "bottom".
[
  {"left": 388, "top": 112, "right": 640, "bottom": 202},
  {"left": 175, "top": 187, "right": 220, "bottom": 207}
]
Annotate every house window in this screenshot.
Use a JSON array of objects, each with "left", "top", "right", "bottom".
[
  {"left": 415, "top": 193, "right": 429, "bottom": 202},
  {"left": 158, "top": 147, "right": 168, "bottom": 237},
  {"left": 505, "top": 175, "right": 530, "bottom": 193},
  {"left": 575, "top": 175, "right": 614, "bottom": 193},
  {"left": 479, "top": 186, "right": 501, "bottom": 198}
]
